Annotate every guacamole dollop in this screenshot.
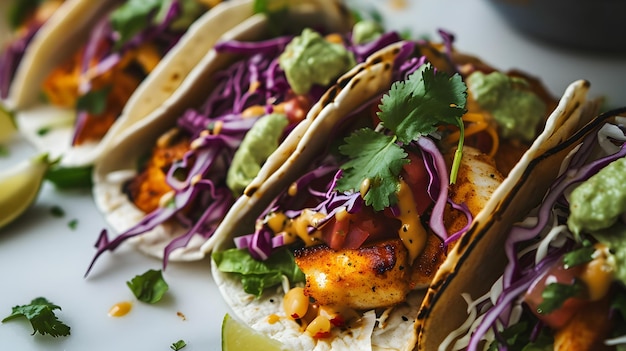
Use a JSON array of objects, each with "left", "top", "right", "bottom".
[
  {"left": 568, "top": 157, "right": 626, "bottom": 236},
  {"left": 226, "top": 113, "right": 289, "bottom": 197},
  {"left": 352, "top": 21, "right": 384, "bottom": 45},
  {"left": 466, "top": 71, "right": 546, "bottom": 142},
  {"left": 279, "top": 28, "right": 356, "bottom": 95}
]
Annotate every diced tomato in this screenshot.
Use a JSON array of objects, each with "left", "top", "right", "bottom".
[
  {"left": 283, "top": 95, "right": 312, "bottom": 124},
  {"left": 400, "top": 151, "right": 432, "bottom": 215},
  {"left": 313, "top": 331, "right": 331, "bottom": 339},
  {"left": 370, "top": 102, "right": 382, "bottom": 126},
  {"left": 321, "top": 206, "right": 400, "bottom": 250},
  {"left": 523, "top": 259, "right": 587, "bottom": 330}
]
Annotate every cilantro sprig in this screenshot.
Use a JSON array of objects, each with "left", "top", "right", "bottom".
[
  {"left": 127, "top": 269, "right": 169, "bottom": 304},
  {"left": 336, "top": 63, "right": 467, "bottom": 211},
  {"left": 2, "top": 297, "right": 70, "bottom": 337},
  {"left": 537, "top": 280, "right": 585, "bottom": 315}
]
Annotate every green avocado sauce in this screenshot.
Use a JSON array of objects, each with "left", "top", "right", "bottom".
[
  {"left": 568, "top": 157, "right": 626, "bottom": 236},
  {"left": 226, "top": 113, "right": 289, "bottom": 197},
  {"left": 466, "top": 71, "right": 546, "bottom": 142},
  {"left": 352, "top": 20, "right": 384, "bottom": 45},
  {"left": 279, "top": 28, "right": 356, "bottom": 95}
]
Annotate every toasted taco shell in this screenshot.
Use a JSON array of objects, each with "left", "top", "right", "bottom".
[
  {"left": 210, "top": 37, "right": 600, "bottom": 349},
  {"left": 414, "top": 81, "right": 603, "bottom": 350},
  {"left": 12, "top": 0, "right": 260, "bottom": 166},
  {"left": 92, "top": 0, "right": 353, "bottom": 263}
]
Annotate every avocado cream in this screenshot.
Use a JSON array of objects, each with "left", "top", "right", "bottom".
[
  {"left": 466, "top": 71, "right": 546, "bottom": 142},
  {"left": 226, "top": 113, "right": 289, "bottom": 197},
  {"left": 352, "top": 21, "right": 384, "bottom": 45},
  {"left": 279, "top": 28, "right": 356, "bottom": 95},
  {"left": 568, "top": 157, "right": 626, "bottom": 235}
]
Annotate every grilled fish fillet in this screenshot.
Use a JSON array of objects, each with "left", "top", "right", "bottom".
[{"left": 295, "top": 146, "right": 504, "bottom": 310}]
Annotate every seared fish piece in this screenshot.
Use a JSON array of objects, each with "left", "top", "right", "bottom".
[{"left": 295, "top": 239, "right": 410, "bottom": 310}]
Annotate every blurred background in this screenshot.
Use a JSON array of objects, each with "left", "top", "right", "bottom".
[{"left": 347, "top": 0, "right": 626, "bottom": 109}]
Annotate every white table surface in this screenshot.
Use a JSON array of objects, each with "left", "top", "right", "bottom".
[{"left": 2, "top": 1, "right": 626, "bottom": 350}]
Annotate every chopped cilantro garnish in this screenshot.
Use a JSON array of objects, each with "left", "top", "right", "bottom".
[
  {"left": 170, "top": 339, "right": 187, "bottom": 350},
  {"left": 76, "top": 87, "right": 111, "bottom": 115},
  {"left": 37, "top": 127, "right": 51, "bottom": 136},
  {"left": 562, "top": 245, "right": 595, "bottom": 269},
  {"left": 126, "top": 269, "right": 169, "bottom": 304},
  {"left": 50, "top": 206, "right": 65, "bottom": 218},
  {"left": 2, "top": 297, "right": 70, "bottom": 337},
  {"left": 68, "top": 219, "right": 78, "bottom": 230},
  {"left": 8, "top": 0, "right": 41, "bottom": 29},
  {"left": 537, "top": 280, "right": 585, "bottom": 315},
  {"left": 487, "top": 316, "right": 553, "bottom": 351},
  {"left": 336, "top": 63, "right": 467, "bottom": 210},
  {"left": 109, "top": 0, "right": 169, "bottom": 50}
]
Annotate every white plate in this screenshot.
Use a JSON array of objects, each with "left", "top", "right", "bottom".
[{"left": 2, "top": 0, "right": 626, "bottom": 350}]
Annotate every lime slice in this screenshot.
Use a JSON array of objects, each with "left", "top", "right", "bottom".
[
  {"left": 0, "top": 103, "right": 17, "bottom": 143},
  {"left": 0, "top": 153, "right": 51, "bottom": 228},
  {"left": 222, "top": 314, "right": 288, "bottom": 351}
]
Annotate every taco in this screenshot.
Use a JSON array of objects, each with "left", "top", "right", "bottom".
[
  {"left": 1, "top": 0, "right": 116, "bottom": 106},
  {"left": 209, "top": 30, "right": 596, "bottom": 349},
  {"left": 416, "top": 106, "right": 626, "bottom": 351},
  {"left": 87, "top": 1, "right": 397, "bottom": 275},
  {"left": 11, "top": 0, "right": 253, "bottom": 166}
]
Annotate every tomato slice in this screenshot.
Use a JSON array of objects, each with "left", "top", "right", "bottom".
[
  {"left": 321, "top": 206, "right": 399, "bottom": 250},
  {"left": 400, "top": 151, "right": 432, "bottom": 215},
  {"left": 283, "top": 95, "right": 312, "bottom": 125},
  {"left": 523, "top": 259, "right": 587, "bottom": 329}
]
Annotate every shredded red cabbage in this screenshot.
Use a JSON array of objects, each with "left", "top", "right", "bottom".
[
  {"left": 236, "top": 37, "right": 477, "bottom": 261},
  {"left": 0, "top": 19, "right": 41, "bottom": 99},
  {"left": 466, "top": 109, "right": 626, "bottom": 350},
  {"left": 73, "top": 0, "right": 186, "bottom": 145},
  {"left": 87, "top": 25, "right": 404, "bottom": 275}
]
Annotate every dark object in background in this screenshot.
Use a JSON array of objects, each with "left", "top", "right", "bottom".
[{"left": 486, "top": 0, "right": 626, "bottom": 53}]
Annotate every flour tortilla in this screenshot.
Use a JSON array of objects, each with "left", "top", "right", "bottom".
[
  {"left": 210, "top": 41, "right": 597, "bottom": 349},
  {"left": 12, "top": 0, "right": 258, "bottom": 166},
  {"left": 414, "top": 80, "right": 602, "bottom": 350},
  {"left": 92, "top": 0, "right": 353, "bottom": 262}
]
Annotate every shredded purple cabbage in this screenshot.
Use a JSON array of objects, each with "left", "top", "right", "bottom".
[
  {"left": 73, "top": 0, "right": 186, "bottom": 145},
  {"left": 87, "top": 24, "right": 404, "bottom": 276},
  {"left": 0, "top": 19, "right": 41, "bottom": 99},
  {"left": 466, "top": 115, "right": 626, "bottom": 350}
]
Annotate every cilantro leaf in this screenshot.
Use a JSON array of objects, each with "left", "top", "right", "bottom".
[
  {"left": 336, "top": 128, "right": 408, "bottom": 211},
  {"left": 170, "top": 339, "right": 187, "bottom": 350},
  {"left": 109, "top": 0, "right": 167, "bottom": 49},
  {"left": 2, "top": 297, "right": 70, "bottom": 337},
  {"left": 76, "top": 87, "right": 110, "bottom": 116},
  {"left": 562, "top": 245, "right": 595, "bottom": 269},
  {"left": 536, "top": 280, "right": 585, "bottom": 315},
  {"left": 252, "top": 0, "right": 289, "bottom": 36},
  {"left": 336, "top": 62, "right": 468, "bottom": 209},
  {"left": 8, "top": 0, "right": 41, "bottom": 30},
  {"left": 126, "top": 269, "right": 169, "bottom": 304},
  {"left": 377, "top": 63, "right": 467, "bottom": 144}
]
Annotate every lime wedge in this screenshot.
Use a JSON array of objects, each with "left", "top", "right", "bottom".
[
  {"left": 0, "top": 103, "right": 17, "bottom": 143},
  {"left": 0, "top": 153, "right": 51, "bottom": 228},
  {"left": 222, "top": 314, "right": 288, "bottom": 351}
]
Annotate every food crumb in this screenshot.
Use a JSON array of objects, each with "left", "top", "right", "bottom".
[
  {"left": 177, "top": 311, "right": 187, "bottom": 321},
  {"left": 389, "top": 0, "right": 407, "bottom": 10}
]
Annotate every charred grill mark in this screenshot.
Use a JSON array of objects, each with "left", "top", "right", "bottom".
[
  {"left": 320, "top": 85, "right": 339, "bottom": 107},
  {"left": 365, "top": 242, "right": 398, "bottom": 275}
]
